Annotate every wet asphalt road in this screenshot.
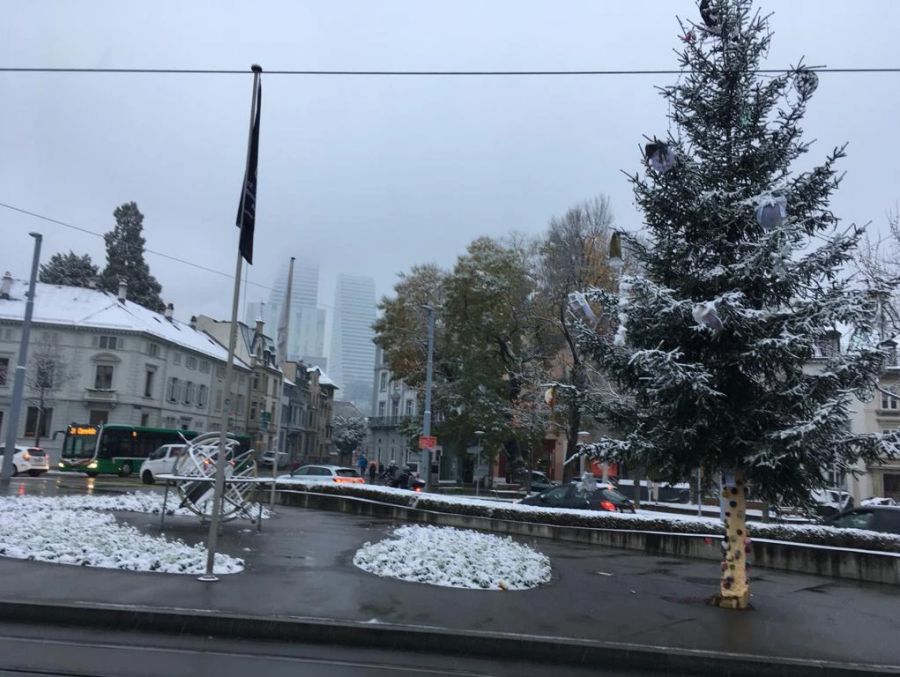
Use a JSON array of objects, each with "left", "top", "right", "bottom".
[{"left": 1, "top": 473, "right": 899, "bottom": 673}]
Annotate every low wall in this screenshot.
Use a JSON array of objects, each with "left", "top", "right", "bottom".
[{"left": 275, "top": 489, "right": 900, "bottom": 586}]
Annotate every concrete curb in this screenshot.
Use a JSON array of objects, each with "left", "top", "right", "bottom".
[
  {"left": 274, "top": 489, "right": 900, "bottom": 586},
  {"left": 0, "top": 599, "right": 895, "bottom": 676}
]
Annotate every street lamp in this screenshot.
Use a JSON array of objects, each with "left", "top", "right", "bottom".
[{"left": 474, "top": 430, "right": 485, "bottom": 497}]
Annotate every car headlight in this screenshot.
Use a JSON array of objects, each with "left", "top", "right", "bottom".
[
  {"left": 87, "top": 461, "right": 98, "bottom": 469},
  {"left": 58, "top": 462, "right": 65, "bottom": 468}
]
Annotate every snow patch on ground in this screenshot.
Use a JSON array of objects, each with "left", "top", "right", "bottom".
[
  {"left": 353, "top": 525, "right": 551, "bottom": 590},
  {"left": 0, "top": 492, "right": 245, "bottom": 574}
]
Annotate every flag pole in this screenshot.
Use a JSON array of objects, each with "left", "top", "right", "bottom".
[{"left": 199, "top": 64, "right": 262, "bottom": 582}]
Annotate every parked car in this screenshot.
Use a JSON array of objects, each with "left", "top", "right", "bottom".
[
  {"left": 139, "top": 444, "right": 186, "bottom": 484},
  {"left": 811, "top": 488, "right": 854, "bottom": 517},
  {"left": 0, "top": 445, "right": 50, "bottom": 477},
  {"left": 512, "top": 468, "right": 558, "bottom": 493},
  {"left": 822, "top": 506, "right": 900, "bottom": 535},
  {"left": 274, "top": 464, "right": 365, "bottom": 485},
  {"left": 260, "top": 450, "right": 289, "bottom": 468},
  {"left": 860, "top": 496, "right": 898, "bottom": 507},
  {"left": 518, "top": 481, "right": 635, "bottom": 513}
]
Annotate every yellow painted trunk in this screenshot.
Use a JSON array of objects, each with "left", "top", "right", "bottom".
[{"left": 713, "top": 469, "right": 751, "bottom": 609}]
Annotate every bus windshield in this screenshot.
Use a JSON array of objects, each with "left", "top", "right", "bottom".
[{"left": 62, "top": 426, "right": 99, "bottom": 459}]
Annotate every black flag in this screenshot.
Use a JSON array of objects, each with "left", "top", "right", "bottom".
[{"left": 237, "top": 79, "right": 262, "bottom": 264}]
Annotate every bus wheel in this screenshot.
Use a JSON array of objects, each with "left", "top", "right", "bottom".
[
  {"left": 120, "top": 463, "right": 133, "bottom": 478},
  {"left": 142, "top": 470, "right": 154, "bottom": 485}
]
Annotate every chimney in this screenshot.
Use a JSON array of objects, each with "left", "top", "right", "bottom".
[
  {"left": 0, "top": 272, "right": 11, "bottom": 300},
  {"left": 189, "top": 315, "right": 197, "bottom": 330},
  {"left": 255, "top": 319, "right": 265, "bottom": 356},
  {"left": 117, "top": 279, "right": 128, "bottom": 303},
  {"left": 164, "top": 303, "right": 174, "bottom": 321}
]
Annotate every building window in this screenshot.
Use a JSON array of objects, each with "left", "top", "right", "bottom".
[
  {"left": 144, "top": 369, "right": 155, "bottom": 397},
  {"left": 94, "top": 364, "right": 114, "bottom": 390},
  {"left": 215, "top": 390, "right": 223, "bottom": 412},
  {"left": 378, "top": 402, "right": 386, "bottom": 417},
  {"left": 199, "top": 361, "right": 210, "bottom": 374},
  {"left": 391, "top": 401, "right": 399, "bottom": 417},
  {"left": 89, "top": 410, "right": 108, "bottom": 426},
  {"left": 173, "top": 352, "right": 181, "bottom": 365},
  {"left": 882, "top": 388, "right": 898, "bottom": 410},
  {"left": 148, "top": 343, "right": 159, "bottom": 357},
  {"left": 185, "top": 356, "right": 197, "bottom": 370},
  {"left": 98, "top": 335, "right": 118, "bottom": 350},
  {"left": 140, "top": 413, "right": 150, "bottom": 426},
  {"left": 253, "top": 375, "right": 260, "bottom": 390},
  {"left": 250, "top": 403, "right": 257, "bottom": 421},
  {"left": 24, "top": 406, "right": 52, "bottom": 438},
  {"left": 216, "top": 365, "right": 225, "bottom": 379},
  {"left": 198, "top": 385, "right": 208, "bottom": 407},
  {"left": 168, "top": 377, "right": 180, "bottom": 402},
  {"left": 184, "top": 382, "right": 195, "bottom": 405},
  {"left": 405, "top": 399, "right": 414, "bottom": 416},
  {"left": 0, "top": 357, "right": 9, "bottom": 386},
  {"left": 380, "top": 372, "right": 387, "bottom": 392}
]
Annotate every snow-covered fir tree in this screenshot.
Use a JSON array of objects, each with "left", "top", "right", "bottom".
[
  {"left": 99, "top": 202, "right": 165, "bottom": 312},
  {"left": 575, "top": 0, "right": 897, "bottom": 608},
  {"left": 38, "top": 251, "right": 99, "bottom": 288}
]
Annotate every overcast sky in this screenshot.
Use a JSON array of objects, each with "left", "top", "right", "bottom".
[{"left": 2, "top": 0, "right": 899, "bottom": 333}]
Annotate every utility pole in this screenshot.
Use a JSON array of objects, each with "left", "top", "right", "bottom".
[
  {"left": 421, "top": 304, "right": 435, "bottom": 491},
  {"left": 2, "top": 233, "right": 42, "bottom": 482}
]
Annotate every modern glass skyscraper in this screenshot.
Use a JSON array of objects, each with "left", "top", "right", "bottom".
[
  {"left": 245, "top": 258, "right": 327, "bottom": 369},
  {"left": 330, "top": 274, "right": 376, "bottom": 414}
]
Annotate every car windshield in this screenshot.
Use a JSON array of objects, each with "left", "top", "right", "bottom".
[{"left": 601, "top": 488, "right": 630, "bottom": 503}]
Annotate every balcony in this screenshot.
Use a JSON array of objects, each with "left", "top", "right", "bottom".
[
  {"left": 368, "top": 415, "right": 412, "bottom": 428},
  {"left": 84, "top": 388, "right": 118, "bottom": 405}
]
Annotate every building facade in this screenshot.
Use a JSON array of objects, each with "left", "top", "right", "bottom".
[
  {"left": 368, "top": 345, "right": 419, "bottom": 467},
  {"left": 330, "top": 274, "right": 376, "bottom": 415},
  {"left": 0, "top": 278, "right": 251, "bottom": 462}
]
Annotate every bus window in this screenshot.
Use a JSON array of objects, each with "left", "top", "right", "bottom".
[
  {"left": 98, "top": 429, "right": 134, "bottom": 459},
  {"left": 63, "top": 430, "right": 98, "bottom": 458}
]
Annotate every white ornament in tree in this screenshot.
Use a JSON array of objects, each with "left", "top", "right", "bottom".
[
  {"left": 756, "top": 196, "right": 787, "bottom": 231},
  {"left": 568, "top": 291, "right": 598, "bottom": 324},
  {"left": 644, "top": 142, "right": 675, "bottom": 174},
  {"left": 692, "top": 302, "right": 724, "bottom": 331}
]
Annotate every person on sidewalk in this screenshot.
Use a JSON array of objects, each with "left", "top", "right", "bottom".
[
  {"left": 368, "top": 462, "right": 377, "bottom": 484},
  {"left": 357, "top": 453, "right": 368, "bottom": 477}
]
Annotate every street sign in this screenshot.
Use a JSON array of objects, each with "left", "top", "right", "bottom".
[{"left": 418, "top": 435, "right": 437, "bottom": 449}]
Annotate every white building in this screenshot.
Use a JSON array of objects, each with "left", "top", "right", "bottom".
[
  {"left": 0, "top": 276, "right": 251, "bottom": 462},
  {"left": 330, "top": 274, "right": 376, "bottom": 415},
  {"left": 367, "top": 345, "right": 419, "bottom": 466}
]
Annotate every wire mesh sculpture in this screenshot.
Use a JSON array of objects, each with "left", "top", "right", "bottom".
[{"left": 172, "top": 431, "right": 258, "bottom": 521}]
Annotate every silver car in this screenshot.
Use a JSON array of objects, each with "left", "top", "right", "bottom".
[{"left": 275, "top": 464, "right": 364, "bottom": 485}]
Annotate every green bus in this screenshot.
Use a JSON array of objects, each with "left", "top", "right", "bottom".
[{"left": 59, "top": 423, "right": 253, "bottom": 477}]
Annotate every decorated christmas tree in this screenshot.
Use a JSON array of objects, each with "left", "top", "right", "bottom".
[{"left": 576, "top": 0, "right": 896, "bottom": 608}]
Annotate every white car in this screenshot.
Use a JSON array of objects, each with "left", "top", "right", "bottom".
[
  {"left": 274, "top": 464, "right": 364, "bottom": 485},
  {"left": 861, "top": 496, "right": 898, "bottom": 507},
  {"left": 260, "top": 450, "right": 289, "bottom": 468},
  {"left": 140, "top": 444, "right": 187, "bottom": 484},
  {"left": 0, "top": 445, "right": 50, "bottom": 477}
]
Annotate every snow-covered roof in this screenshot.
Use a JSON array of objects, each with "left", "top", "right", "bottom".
[
  {"left": 307, "top": 364, "right": 337, "bottom": 388},
  {"left": 0, "top": 279, "right": 245, "bottom": 365}
]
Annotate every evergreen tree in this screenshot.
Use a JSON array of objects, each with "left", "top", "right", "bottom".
[
  {"left": 99, "top": 202, "right": 165, "bottom": 311},
  {"left": 38, "top": 251, "right": 99, "bottom": 288},
  {"left": 575, "top": 0, "right": 896, "bottom": 608}
]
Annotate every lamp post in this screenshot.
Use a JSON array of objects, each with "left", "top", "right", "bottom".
[
  {"left": 474, "top": 430, "right": 485, "bottom": 497},
  {"left": 2, "top": 233, "right": 42, "bottom": 482},
  {"left": 421, "top": 304, "right": 435, "bottom": 491},
  {"left": 576, "top": 430, "right": 590, "bottom": 478}
]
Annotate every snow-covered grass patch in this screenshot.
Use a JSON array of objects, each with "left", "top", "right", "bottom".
[
  {"left": 0, "top": 491, "right": 252, "bottom": 574},
  {"left": 0, "top": 507, "right": 242, "bottom": 574},
  {"left": 277, "top": 482, "right": 900, "bottom": 554},
  {"left": 353, "top": 525, "right": 551, "bottom": 590},
  {"left": 0, "top": 491, "right": 270, "bottom": 520}
]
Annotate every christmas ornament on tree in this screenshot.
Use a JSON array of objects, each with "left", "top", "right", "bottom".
[
  {"left": 692, "top": 302, "right": 724, "bottom": 331},
  {"left": 756, "top": 195, "right": 787, "bottom": 230},
  {"left": 568, "top": 291, "right": 598, "bottom": 324},
  {"left": 699, "top": 0, "right": 723, "bottom": 34},
  {"left": 795, "top": 69, "right": 819, "bottom": 98},
  {"left": 644, "top": 142, "right": 675, "bottom": 174}
]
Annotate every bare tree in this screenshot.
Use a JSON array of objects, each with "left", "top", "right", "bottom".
[{"left": 26, "top": 342, "right": 77, "bottom": 447}]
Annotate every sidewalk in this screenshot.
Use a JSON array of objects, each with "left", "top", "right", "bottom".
[{"left": 0, "top": 503, "right": 898, "bottom": 674}]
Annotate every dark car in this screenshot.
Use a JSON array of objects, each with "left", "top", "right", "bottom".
[
  {"left": 513, "top": 468, "right": 558, "bottom": 493},
  {"left": 518, "top": 482, "right": 635, "bottom": 513},
  {"left": 822, "top": 505, "right": 900, "bottom": 534},
  {"left": 822, "top": 506, "right": 900, "bottom": 535}
]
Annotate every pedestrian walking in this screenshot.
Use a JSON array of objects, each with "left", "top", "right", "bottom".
[
  {"left": 357, "top": 453, "right": 368, "bottom": 477},
  {"left": 368, "top": 462, "right": 377, "bottom": 483}
]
